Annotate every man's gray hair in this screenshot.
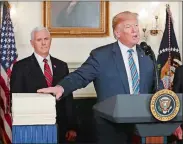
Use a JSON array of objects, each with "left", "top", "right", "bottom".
[{"left": 31, "top": 26, "right": 50, "bottom": 40}]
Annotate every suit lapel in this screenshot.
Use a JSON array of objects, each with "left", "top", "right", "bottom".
[
  {"left": 112, "top": 42, "right": 130, "bottom": 93},
  {"left": 136, "top": 45, "right": 146, "bottom": 93},
  {"left": 29, "top": 54, "right": 59, "bottom": 87},
  {"left": 29, "top": 54, "right": 47, "bottom": 88},
  {"left": 50, "top": 56, "right": 59, "bottom": 86}
]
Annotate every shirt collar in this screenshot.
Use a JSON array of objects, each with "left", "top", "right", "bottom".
[
  {"left": 34, "top": 52, "right": 51, "bottom": 63},
  {"left": 118, "top": 41, "right": 137, "bottom": 54}
]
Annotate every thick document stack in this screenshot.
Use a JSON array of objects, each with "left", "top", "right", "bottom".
[
  {"left": 12, "top": 93, "right": 56, "bottom": 125},
  {"left": 12, "top": 93, "right": 57, "bottom": 143}
]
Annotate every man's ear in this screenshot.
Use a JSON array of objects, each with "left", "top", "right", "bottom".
[
  {"left": 30, "top": 40, "right": 34, "bottom": 48},
  {"left": 114, "top": 29, "right": 120, "bottom": 39}
]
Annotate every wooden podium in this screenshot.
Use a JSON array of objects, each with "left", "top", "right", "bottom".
[{"left": 12, "top": 93, "right": 57, "bottom": 143}]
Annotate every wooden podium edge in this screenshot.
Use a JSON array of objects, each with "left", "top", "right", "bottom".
[{"left": 146, "top": 137, "right": 164, "bottom": 144}]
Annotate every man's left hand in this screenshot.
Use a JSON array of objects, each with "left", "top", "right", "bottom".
[{"left": 65, "top": 130, "right": 77, "bottom": 141}]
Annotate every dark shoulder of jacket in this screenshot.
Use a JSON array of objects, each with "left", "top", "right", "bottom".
[
  {"left": 89, "top": 42, "right": 116, "bottom": 60},
  {"left": 175, "top": 65, "right": 183, "bottom": 72},
  {"left": 12, "top": 56, "right": 32, "bottom": 69},
  {"left": 51, "top": 56, "right": 68, "bottom": 68}
]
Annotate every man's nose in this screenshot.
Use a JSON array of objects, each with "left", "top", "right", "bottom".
[
  {"left": 132, "top": 26, "right": 138, "bottom": 32},
  {"left": 42, "top": 40, "right": 46, "bottom": 45}
]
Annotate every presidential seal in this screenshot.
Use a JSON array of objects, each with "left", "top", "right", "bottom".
[{"left": 150, "top": 89, "right": 180, "bottom": 122}]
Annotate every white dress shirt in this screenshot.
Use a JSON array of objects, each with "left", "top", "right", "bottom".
[
  {"left": 34, "top": 52, "right": 53, "bottom": 75},
  {"left": 118, "top": 41, "right": 140, "bottom": 94}
]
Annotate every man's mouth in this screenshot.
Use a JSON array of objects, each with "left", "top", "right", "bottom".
[{"left": 132, "top": 35, "right": 138, "bottom": 38}]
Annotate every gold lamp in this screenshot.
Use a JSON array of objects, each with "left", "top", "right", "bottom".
[
  {"left": 150, "top": 15, "right": 162, "bottom": 36},
  {"left": 142, "top": 15, "right": 162, "bottom": 41}
]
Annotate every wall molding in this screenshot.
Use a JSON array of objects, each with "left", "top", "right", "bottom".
[
  {"left": 68, "top": 62, "right": 82, "bottom": 69},
  {"left": 67, "top": 62, "right": 97, "bottom": 98},
  {"left": 73, "top": 93, "right": 96, "bottom": 99}
]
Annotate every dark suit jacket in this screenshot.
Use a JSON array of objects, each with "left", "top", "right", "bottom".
[
  {"left": 173, "top": 65, "right": 183, "bottom": 128},
  {"left": 173, "top": 65, "right": 183, "bottom": 93},
  {"left": 169, "top": 65, "right": 183, "bottom": 143},
  {"left": 10, "top": 54, "right": 76, "bottom": 142},
  {"left": 57, "top": 41, "right": 160, "bottom": 143},
  {"left": 60, "top": 41, "right": 158, "bottom": 101}
]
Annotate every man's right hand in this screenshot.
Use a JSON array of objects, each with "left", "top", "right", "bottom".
[{"left": 37, "top": 85, "right": 64, "bottom": 100}]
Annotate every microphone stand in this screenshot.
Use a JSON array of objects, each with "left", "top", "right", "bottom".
[
  {"left": 149, "top": 48, "right": 159, "bottom": 92},
  {"left": 140, "top": 43, "right": 159, "bottom": 92}
]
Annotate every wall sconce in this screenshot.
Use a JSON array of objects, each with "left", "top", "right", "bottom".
[
  {"left": 139, "top": 3, "right": 163, "bottom": 41},
  {"left": 141, "top": 15, "right": 162, "bottom": 41}
]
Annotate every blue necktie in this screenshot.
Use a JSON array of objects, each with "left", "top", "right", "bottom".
[{"left": 127, "top": 49, "right": 140, "bottom": 94}]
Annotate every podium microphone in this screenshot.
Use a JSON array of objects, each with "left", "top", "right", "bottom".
[{"left": 140, "top": 42, "right": 159, "bottom": 92}]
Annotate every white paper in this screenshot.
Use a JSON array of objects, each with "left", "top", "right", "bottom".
[{"left": 12, "top": 93, "right": 56, "bottom": 125}]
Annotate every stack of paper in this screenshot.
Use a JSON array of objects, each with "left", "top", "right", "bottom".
[{"left": 12, "top": 93, "right": 56, "bottom": 125}]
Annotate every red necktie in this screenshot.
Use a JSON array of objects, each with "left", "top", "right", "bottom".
[{"left": 43, "top": 59, "right": 53, "bottom": 87}]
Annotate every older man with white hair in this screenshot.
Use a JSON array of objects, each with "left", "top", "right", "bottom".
[{"left": 10, "top": 26, "right": 77, "bottom": 143}]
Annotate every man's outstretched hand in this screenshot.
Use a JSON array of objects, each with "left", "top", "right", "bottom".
[{"left": 37, "top": 85, "right": 64, "bottom": 100}]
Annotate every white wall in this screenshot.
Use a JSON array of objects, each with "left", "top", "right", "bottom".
[
  {"left": 11, "top": 2, "right": 182, "bottom": 61},
  {"left": 10, "top": 2, "right": 182, "bottom": 97}
]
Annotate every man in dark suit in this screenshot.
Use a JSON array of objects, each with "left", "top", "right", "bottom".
[
  {"left": 173, "top": 65, "right": 183, "bottom": 93},
  {"left": 37, "top": 11, "right": 161, "bottom": 144},
  {"left": 10, "top": 27, "right": 77, "bottom": 143},
  {"left": 169, "top": 65, "right": 183, "bottom": 143}
]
